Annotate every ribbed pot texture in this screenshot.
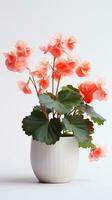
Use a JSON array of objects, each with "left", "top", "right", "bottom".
[{"left": 31, "top": 136, "right": 79, "bottom": 183}]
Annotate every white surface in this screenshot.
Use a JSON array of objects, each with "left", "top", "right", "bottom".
[
  {"left": 0, "top": 155, "right": 112, "bottom": 200},
  {"left": 0, "top": 0, "right": 112, "bottom": 199}
]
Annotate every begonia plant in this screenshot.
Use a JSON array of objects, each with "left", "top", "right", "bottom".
[{"left": 5, "top": 34, "right": 108, "bottom": 161}]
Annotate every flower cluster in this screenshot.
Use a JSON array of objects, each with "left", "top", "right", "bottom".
[
  {"left": 5, "top": 41, "right": 32, "bottom": 72},
  {"left": 79, "top": 81, "right": 108, "bottom": 104},
  {"left": 4, "top": 34, "right": 108, "bottom": 161},
  {"left": 40, "top": 34, "right": 76, "bottom": 57}
]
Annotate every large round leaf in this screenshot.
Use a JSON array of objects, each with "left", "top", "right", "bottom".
[{"left": 22, "top": 109, "right": 62, "bottom": 145}]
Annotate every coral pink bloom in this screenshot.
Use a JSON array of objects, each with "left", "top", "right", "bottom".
[
  {"left": 15, "top": 41, "right": 32, "bottom": 57},
  {"left": 55, "top": 59, "right": 76, "bottom": 76},
  {"left": 55, "top": 59, "right": 71, "bottom": 76},
  {"left": 89, "top": 147, "right": 106, "bottom": 161},
  {"left": 52, "top": 70, "right": 61, "bottom": 81},
  {"left": 76, "top": 61, "right": 91, "bottom": 77},
  {"left": 39, "top": 77, "right": 49, "bottom": 90},
  {"left": 65, "top": 36, "right": 76, "bottom": 50},
  {"left": 40, "top": 34, "right": 64, "bottom": 58},
  {"left": 49, "top": 33, "right": 63, "bottom": 48},
  {"left": 32, "top": 60, "right": 49, "bottom": 79},
  {"left": 32, "top": 69, "right": 46, "bottom": 79},
  {"left": 93, "top": 82, "right": 108, "bottom": 101},
  {"left": 49, "top": 34, "right": 63, "bottom": 57},
  {"left": 79, "top": 82, "right": 97, "bottom": 103},
  {"left": 51, "top": 34, "right": 62, "bottom": 44},
  {"left": 67, "top": 58, "right": 78, "bottom": 69},
  {"left": 18, "top": 81, "right": 32, "bottom": 94},
  {"left": 5, "top": 52, "right": 27, "bottom": 72},
  {"left": 49, "top": 44, "right": 63, "bottom": 58},
  {"left": 40, "top": 45, "right": 50, "bottom": 54}
]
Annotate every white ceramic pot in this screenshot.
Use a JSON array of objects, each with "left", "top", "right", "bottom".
[{"left": 31, "top": 136, "right": 79, "bottom": 183}]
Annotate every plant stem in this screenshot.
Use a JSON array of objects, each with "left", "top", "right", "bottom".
[
  {"left": 28, "top": 77, "right": 34, "bottom": 85},
  {"left": 56, "top": 76, "right": 61, "bottom": 97},
  {"left": 27, "top": 77, "right": 30, "bottom": 84},
  {"left": 49, "top": 63, "right": 53, "bottom": 70},
  {"left": 27, "top": 68, "right": 48, "bottom": 119},
  {"left": 52, "top": 57, "right": 55, "bottom": 95},
  {"left": 27, "top": 67, "right": 39, "bottom": 98},
  {"left": 31, "top": 74, "right": 39, "bottom": 98},
  {"left": 63, "top": 49, "right": 71, "bottom": 58},
  {"left": 52, "top": 57, "right": 56, "bottom": 118}
]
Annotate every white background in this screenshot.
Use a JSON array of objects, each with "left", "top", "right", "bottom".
[{"left": 0, "top": 0, "right": 112, "bottom": 199}]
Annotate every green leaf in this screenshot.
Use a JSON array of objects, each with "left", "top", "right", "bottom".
[
  {"left": 62, "top": 116, "right": 89, "bottom": 143},
  {"left": 39, "top": 87, "right": 82, "bottom": 114},
  {"left": 62, "top": 85, "right": 79, "bottom": 93},
  {"left": 79, "top": 136, "right": 96, "bottom": 149},
  {"left": 85, "top": 105, "right": 106, "bottom": 125},
  {"left": 33, "top": 105, "right": 41, "bottom": 111},
  {"left": 58, "top": 89, "right": 82, "bottom": 107},
  {"left": 77, "top": 102, "right": 86, "bottom": 114},
  {"left": 39, "top": 94, "right": 71, "bottom": 114},
  {"left": 33, "top": 105, "right": 51, "bottom": 115},
  {"left": 22, "top": 109, "right": 62, "bottom": 145}
]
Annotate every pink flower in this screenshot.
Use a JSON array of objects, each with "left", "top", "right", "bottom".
[
  {"left": 4, "top": 41, "right": 32, "bottom": 72},
  {"left": 79, "top": 80, "right": 108, "bottom": 103},
  {"left": 89, "top": 147, "right": 106, "bottom": 161},
  {"left": 65, "top": 36, "right": 76, "bottom": 50},
  {"left": 18, "top": 81, "right": 32, "bottom": 94},
  {"left": 32, "top": 60, "right": 49, "bottom": 79},
  {"left": 67, "top": 58, "right": 78, "bottom": 69},
  {"left": 52, "top": 70, "right": 61, "bottom": 81},
  {"left": 55, "top": 58, "right": 76, "bottom": 76},
  {"left": 40, "top": 45, "right": 50, "bottom": 54},
  {"left": 50, "top": 33, "right": 63, "bottom": 47},
  {"left": 40, "top": 34, "right": 77, "bottom": 57},
  {"left": 5, "top": 52, "right": 27, "bottom": 72},
  {"left": 40, "top": 34, "right": 64, "bottom": 58},
  {"left": 38, "top": 77, "right": 49, "bottom": 90},
  {"left": 32, "top": 68, "right": 47, "bottom": 79},
  {"left": 15, "top": 41, "right": 32, "bottom": 57},
  {"left": 93, "top": 81, "right": 108, "bottom": 101},
  {"left": 49, "top": 44, "right": 63, "bottom": 58},
  {"left": 78, "top": 82, "right": 98, "bottom": 103},
  {"left": 76, "top": 61, "right": 91, "bottom": 77}
]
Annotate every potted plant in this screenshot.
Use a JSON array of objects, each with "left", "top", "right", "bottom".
[{"left": 4, "top": 34, "right": 107, "bottom": 183}]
